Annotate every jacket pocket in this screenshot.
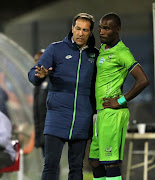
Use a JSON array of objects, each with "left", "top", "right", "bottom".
[{"left": 46, "top": 92, "right": 55, "bottom": 110}]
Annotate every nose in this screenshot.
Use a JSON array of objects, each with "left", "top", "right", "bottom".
[
  {"left": 99, "top": 28, "right": 105, "bottom": 35},
  {"left": 79, "top": 30, "right": 83, "bottom": 36}
]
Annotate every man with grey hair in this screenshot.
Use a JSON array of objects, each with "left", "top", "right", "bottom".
[{"left": 28, "top": 13, "right": 98, "bottom": 180}]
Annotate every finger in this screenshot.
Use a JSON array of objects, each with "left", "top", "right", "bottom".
[
  {"left": 48, "top": 67, "right": 53, "bottom": 71},
  {"left": 41, "top": 65, "right": 45, "bottom": 70},
  {"left": 35, "top": 73, "right": 41, "bottom": 77},
  {"left": 35, "top": 69, "right": 42, "bottom": 74},
  {"left": 102, "top": 98, "right": 110, "bottom": 101},
  {"left": 35, "top": 66, "right": 41, "bottom": 70},
  {"left": 102, "top": 104, "right": 111, "bottom": 108},
  {"left": 102, "top": 102, "right": 110, "bottom": 107},
  {"left": 102, "top": 100, "right": 110, "bottom": 104}
]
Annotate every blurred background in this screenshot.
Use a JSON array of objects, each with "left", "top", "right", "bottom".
[{"left": 0, "top": 0, "right": 155, "bottom": 179}]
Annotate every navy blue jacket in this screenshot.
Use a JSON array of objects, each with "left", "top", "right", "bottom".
[{"left": 28, "top": 31, "right": 98, "bottom": 140}]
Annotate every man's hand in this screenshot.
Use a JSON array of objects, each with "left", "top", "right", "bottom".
[
  {"left": 102, "top": 97, "right": 120, "bottom": 109},
  {"left": 35, "top": 65, "right": 53, "bottom": 78}
]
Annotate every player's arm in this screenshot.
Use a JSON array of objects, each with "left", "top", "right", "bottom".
[
  {"left": 124, "top": 64, "right": 149, "bottom": 101},
  {"left": 102, "top": 64, "right": 149, "bottom": 109}
]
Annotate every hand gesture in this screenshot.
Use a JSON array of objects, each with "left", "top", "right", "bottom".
[
  {"left": 102, "top": 96, "right": 120, "bottom": 109},
  {"left": 35, "top": 65, "right": 53, "bottom": 78}
]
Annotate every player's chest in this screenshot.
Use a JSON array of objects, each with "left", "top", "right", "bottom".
[{"left": 97, "top": 52, "right": 119, "bottom": 71}]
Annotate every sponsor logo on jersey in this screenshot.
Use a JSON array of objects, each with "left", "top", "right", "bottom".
[
  {"left": 106, "top": 54, "right": 113, "bottom": 62},
  {"left": 108, "top": 54, "right": 113, "bottom": 59},
  {"left": 99, "top": 57, "right": 105, "bottom": 65},
  {"left": 65, "top": 55, "right": 72, "bottom": 59},
  {"left": 105, "top": 146, "right": 112, "bottom": 156},
  {"left": 105, "top": 146, "right": 112, "bottom": 152}
]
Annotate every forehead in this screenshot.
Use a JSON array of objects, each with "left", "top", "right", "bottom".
[
  {"left": 99, "top": 18, "right": 116, "bottom": 27},
  {"left": 74, "top": 18, "right": 91, "bottom": 29}
]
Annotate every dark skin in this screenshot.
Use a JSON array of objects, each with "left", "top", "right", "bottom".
[
  {"left": 89, "top": 17, "right": 149, "bottom": 168},
  {"left": 99, "top": 17, "right": 149, "bottom": 110}
]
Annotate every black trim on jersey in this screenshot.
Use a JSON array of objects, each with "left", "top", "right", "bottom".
[
  {"left": 128, "top": 62, "right": 138, "bottom": 72},
  {"left": 111, "top": 39, "right": 120, "bottom": 48},
  {"left": 100, "top": 160, "right": 122, "bottom": 164}
]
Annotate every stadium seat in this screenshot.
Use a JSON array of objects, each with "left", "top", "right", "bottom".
[{"left": 0, "top": 140, "right": 20, "bottom": 172}]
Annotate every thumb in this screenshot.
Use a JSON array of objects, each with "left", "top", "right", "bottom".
[{"left": 49, "top": 67, "right": 53, "bottom": 70}]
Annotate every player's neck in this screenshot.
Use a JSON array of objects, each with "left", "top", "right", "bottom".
[{"left": 105, "top": 39, "right": 120, "bottom": 49}]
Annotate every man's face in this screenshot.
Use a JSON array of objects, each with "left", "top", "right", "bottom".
[
  {"left": 72, "top": 18, "right": 91, "bottom": 49},
  {"left": 99, "top": 18, "right": 119, "bottom": 45}
]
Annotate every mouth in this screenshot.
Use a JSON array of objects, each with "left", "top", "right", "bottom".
[
  {"left": 100, "top": 36, "right": 106, "bottom": 40},
  {"left": 77, "top": 38, "right": 84, "bottom": 42}
]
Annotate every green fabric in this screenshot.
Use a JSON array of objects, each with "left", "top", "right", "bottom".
[
  {"left": 93, "top": 177, "right": 106, "bottom": 180},
  {"left": 106, "top": 175, "right": 122, "bottom": 180},
  {"left": 69, "top": 51, "right": 82, "bottom": 139},
  {"left": 95, "top": 41, "right": 137, "bottom": 110},
  {"left": 89, "top": 108, "right": 129, "bottom": 162}
]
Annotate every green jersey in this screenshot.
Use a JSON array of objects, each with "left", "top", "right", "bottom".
[{"left": 96, "top": 41, "right": 138, "bottom": 110}]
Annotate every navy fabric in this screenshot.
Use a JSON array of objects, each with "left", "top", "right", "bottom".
[
  {"left": 42, "top": 135, "right": 87, "bottom": 180},
  {"left": 42, "top": 135, "right": 65, "bottom": 180},
  {"left": 106, "top": 166, "right": 121, "bottom": 177},
  {"left": 28, "top": 31, "right": 98, "bottom": 140},
  {"left": 92, "top": 165, "right": 106, "bottom": 178}
]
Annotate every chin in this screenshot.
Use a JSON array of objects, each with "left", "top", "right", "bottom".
[
  {"left": 77, "top": 43, "right": 83, "bottom": 47},
  {"left": 101, "top": 40, "right": 107, "bottom": 44}
]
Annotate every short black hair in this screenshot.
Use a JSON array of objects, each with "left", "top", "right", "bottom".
[
  {"left": 72, "top": 13, "right": 95, "bottom": 31},
  {"left": 101, "top": 12, "right": 121, "bottom": 28}
]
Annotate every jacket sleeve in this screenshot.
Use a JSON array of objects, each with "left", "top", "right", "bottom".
[
  {"left": 28, "top": 43, "right": 55, "bottom": 86},
  {"left": 90, "top": 48, "right": 98, "bottom": 114}
]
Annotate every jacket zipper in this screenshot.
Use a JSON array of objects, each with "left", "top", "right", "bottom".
[{"left": 69, "top": 50, "right": 82, "bottom": 139}]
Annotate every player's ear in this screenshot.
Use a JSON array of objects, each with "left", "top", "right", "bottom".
[{"left": 117, "top": 26, "right": 121, "bottom": 33}]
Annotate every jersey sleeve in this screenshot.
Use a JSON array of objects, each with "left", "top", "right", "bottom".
[{"left": 118, "top": 48, "right": 138, "bottom": 72}]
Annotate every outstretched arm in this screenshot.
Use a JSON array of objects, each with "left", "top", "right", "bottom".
[{"left": 102, "top": 64, "right": 149, "bottom": 109}]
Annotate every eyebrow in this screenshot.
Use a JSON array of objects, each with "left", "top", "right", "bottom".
[
  {"left": 99, "top": 25, "right": 109, "bottom": 28},
  {"left": 75, "top": 26, "right": 90, "bottom": 31}
]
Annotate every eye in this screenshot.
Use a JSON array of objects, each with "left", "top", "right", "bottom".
[
  {"left": 83, "top": 29, "right": 89, "bottom": 32},
  {"left": 105, "top": 27, "right": 109, "bottom": 31},
  {"left": 75, "top": 27, "right": 81, "bottom": 30}
]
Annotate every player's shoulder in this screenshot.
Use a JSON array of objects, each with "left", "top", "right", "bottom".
[
  {"left": 116, "top": 41, "right": 132, "bottom": 55},
  {"left": 117, "top": 41, "right": 129, "bottom": 50}
]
